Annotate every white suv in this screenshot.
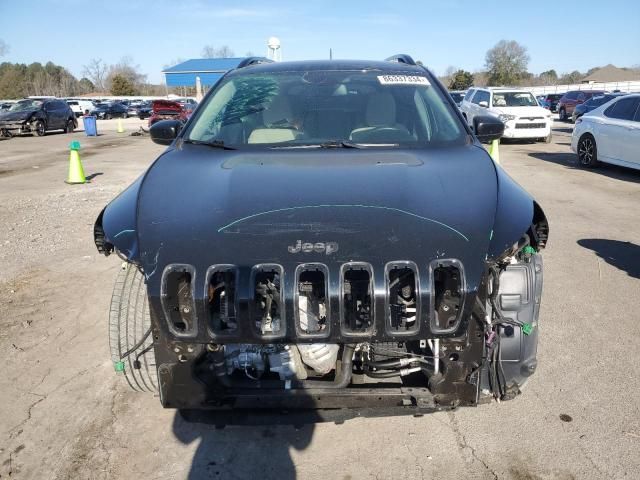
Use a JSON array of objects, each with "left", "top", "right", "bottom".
[{"left": 461, "top": 88, "right": 553, "bottom": 142}]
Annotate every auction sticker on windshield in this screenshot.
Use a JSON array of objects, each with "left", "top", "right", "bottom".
[{"left": 377, "top": 75, "right": 430, "bottom": 86}]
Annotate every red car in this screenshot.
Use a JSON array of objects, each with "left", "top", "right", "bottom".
[
  {"left": 148, "top": 100, "right": 189, "bottom": 127},
  {"left": 557, "top": 90, "right": 604, "bottom": 121}
]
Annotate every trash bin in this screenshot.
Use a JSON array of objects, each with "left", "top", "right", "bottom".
[{"left": 83, "top": 115, "right": 98, "bottom": 136}]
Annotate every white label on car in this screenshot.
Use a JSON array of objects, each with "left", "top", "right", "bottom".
[{"left": 377, "top": 75, "right": 430, "bottom": 86}]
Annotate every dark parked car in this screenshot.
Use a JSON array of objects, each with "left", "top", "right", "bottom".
[
  {"left": 449, "top": 90, "right": 465, "bottom": 106},
  {"left": 94, "top": 55, "right": 548, "bottom": 417},
  {"left": 137, "top": 101, "right": 153, "bottom": 120},
  {"left": 537, "top": 93, "right": 563, "bottom": 112},
  {"left": 90, "top": 102, "right": 129, "bottom": 120},
  {"left": 0, "top": 98, "right": 76, "bottom": 137},
  {"left": 557, "top": 90, "right": 604, "bottom": 121},
  {"left": 571, "top": 92, "right": 627, "bottom": 122}
]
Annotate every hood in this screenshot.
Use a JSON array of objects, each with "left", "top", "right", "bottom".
[
  {"left": 152, "top": 100, "right": 182, "bottom": 113},
  {"left": 492, "top": 106, "right": 549, "bottom": 118},
  {"left": 0, "top": 110, "right": 35, "bottom": 121},
  {"left": 128, "top": 145, "right": 504, "bottom": 295}
]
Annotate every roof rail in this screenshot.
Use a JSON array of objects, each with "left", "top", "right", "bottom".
[
  {"left": 237, "top": 57, "right": 274, "bottom": 68},
  {"left": 384, "top": 54, "right": 416, "bottom": 66}
]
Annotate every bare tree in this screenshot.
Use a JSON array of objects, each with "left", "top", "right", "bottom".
[
  {"left": 82, "top": 58, "right": 109, "bottom": 91},
  {"left": 0, "top": 39, "right": 8, "bottom": 56},
  {"left": 106, "top": 56, "right": 147, "bottom": 94},
  {"left": 437, "top": 65, "right": 458, "bottom": 86},
  {"left": 485, "top": 40, "right": 530, "bottom": 86},
  {"left": 163, "top": 58, "right": 186, "bottom": 70},
  {"left": 201, "top": 45, "right": 235, "bottom": 58}
]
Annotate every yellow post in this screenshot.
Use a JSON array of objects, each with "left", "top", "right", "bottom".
[
  {"left": 65, "top": 141, "right": 87, "bottom": 184},
  {"left": 117, "top": 118, "right": 125, "bottom": 133},
  {"left": 488, "top": 139, "right": 500, "bottom": 164}
]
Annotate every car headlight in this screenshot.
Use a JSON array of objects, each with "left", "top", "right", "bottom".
[{"left": 498, "top": 114, "right": 516, "bottom": 123}]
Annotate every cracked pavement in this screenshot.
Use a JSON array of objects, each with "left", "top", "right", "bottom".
[{"left": 1, "top": 121, "right": 639, "bottom": 479}]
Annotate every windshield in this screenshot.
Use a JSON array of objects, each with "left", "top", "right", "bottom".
[
  {"left": 492, "top": 92, "right": 538, "bottom": 107},
  {"left": 588, "top": 95, "right": 615, "bottom": 107},
  {"left": 186, "top": 69, "right": 465, "bottom": 148},
  {"left": 9, "top": 100, "right": 43, "bottom": 112}
]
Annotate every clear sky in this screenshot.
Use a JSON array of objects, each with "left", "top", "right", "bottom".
[{"left": 1, "top": 0, "right": 639, "bottom": 84}]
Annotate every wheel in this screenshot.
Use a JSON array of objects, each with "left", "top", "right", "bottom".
[
  {"left": 544, "top": 132, "right": 552, "bottom": 143},
  {"left": 559, "top": 108, "right": 566, "bottom": 121},
  {"left": 577, "top": 134, "right": 599, "bottom": 168},
  {"left": 105, "top": 114, "right": 111, "bottom": 120},
  {"left": 65, "top": 119, "right": 75, "bottom": 133},
  {"left": 33, "top": 120, "right": 46, "bottom": 136},
  {"left": 123, "top": 113, "right": 128, "bottom": 119},
  {"left": 109, "top": 262, "right": 158, "bottom": 392},
  {"left": 0, "top": 128, "right": 12, "bottom": 138}
]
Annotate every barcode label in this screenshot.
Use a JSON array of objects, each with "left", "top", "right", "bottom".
[{"left": 377, "top": 75, "right": 430, "bottom": 86}]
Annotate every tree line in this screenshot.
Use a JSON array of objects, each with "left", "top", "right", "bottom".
[
  {"left": 439, "top": 39, "right": 640, "bottom": 91},
  {"left": 1, "top": 37, "right": 637, "bottom": 99}
]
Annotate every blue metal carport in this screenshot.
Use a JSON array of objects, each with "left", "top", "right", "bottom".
[{"left": 162, "top": 58, "right": 243, "bottom": 87}]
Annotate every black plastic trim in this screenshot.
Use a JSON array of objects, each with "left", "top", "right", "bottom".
[
  {"left": 204, "top": 264, "right": 240, "bottom": 338},
  {"left": 250, "top": 263, "right": 285, "bottom": 340},
  {"left": 294, "top": 263, "right": 331, "bottom": 339},
  {"left": 384, "top": 261, "right": 421, "bottom": 336},
  {"left": 428, "top": 259, "right": 466, "bottom": 335},
  {"left": 339, "top": 262, "right": 375, "bottom": 337},
  {"left": 160, "top": 263, "right": 198, "bottom": 337}
]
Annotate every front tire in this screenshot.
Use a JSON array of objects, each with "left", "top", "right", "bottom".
[
  {"left": 33, "top": 120, "right": 46, "bottom": 136},
  {"left": 65, "top": 119, "right": 75, "bottom": 133},
  {"left": 559, "top": 108, "right": 567, "bottom": 121},
  {"left": 109, "top": 263, "right": 158, "bottom": 392},
  {"left": 577, "top": 134, "right": 599, "bottom": 168}
]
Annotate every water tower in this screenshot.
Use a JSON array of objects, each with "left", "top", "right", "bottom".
[{"left": 267, "top": 37, "right": 282, "bottom": 61}]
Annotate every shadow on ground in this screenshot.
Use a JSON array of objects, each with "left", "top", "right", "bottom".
[
  {"left": 85, "top": 172, "right": 103, "bottom": 181},
  {"left": 577, "top": 239, "right": 640, "bottom": 279},
  {"left": 528, "top": 151, "right": 640, "bottom": 184},
  {"left": 173, "top": 410, "right": 323, "bottom": 479}
]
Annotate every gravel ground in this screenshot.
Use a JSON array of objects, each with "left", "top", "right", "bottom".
[{"left": 0, "top": 122, "right": 639, "bottom": 479}]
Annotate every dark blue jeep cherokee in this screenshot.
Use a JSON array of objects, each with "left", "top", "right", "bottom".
[{"left": 95, "top": 55, "right": 548, "bottom": 418}]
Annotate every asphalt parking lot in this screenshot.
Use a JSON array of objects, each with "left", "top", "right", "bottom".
[{"left": 1, "top": 119, "right": 639, "bottom": 480}]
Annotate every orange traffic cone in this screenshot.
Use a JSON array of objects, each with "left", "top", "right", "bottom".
[{"left": 65, "top": 141, "right": 87, "bottom": 184}]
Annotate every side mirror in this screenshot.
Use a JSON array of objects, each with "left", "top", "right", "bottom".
[
  {"left": 473, "top": 115, "right": 504, "bottom": 143},
  {"left": 149, "top": 120, "right": 182, "bottom": 145},
  {"left": 478, "top": 100, "right": 489, "bottom": 108}
]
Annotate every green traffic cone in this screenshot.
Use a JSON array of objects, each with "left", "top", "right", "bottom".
[{"left": 65, "top": 140, "right": 87, "bottom": 184}]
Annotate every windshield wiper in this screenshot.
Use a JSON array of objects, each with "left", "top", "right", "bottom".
[
  {"left": 183, "top": 139, "right": 236, "bottom": 150},
  {"left": 270, "top": 140, "right": 389, "bottom": 150},
  {"left": 318, "top": 140, "right": 362, "bottom": 149}
]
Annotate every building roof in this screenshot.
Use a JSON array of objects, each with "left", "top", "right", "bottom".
[
  {"left": 582, "top": 64, "right": 640, "bottom": 83},
  {"left": 162, "top": 58, "right": 244, "bottom": 87}
]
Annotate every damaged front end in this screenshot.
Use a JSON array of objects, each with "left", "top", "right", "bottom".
[{"left": 94, "top": 145, "right": 549, "bottom": 416}]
